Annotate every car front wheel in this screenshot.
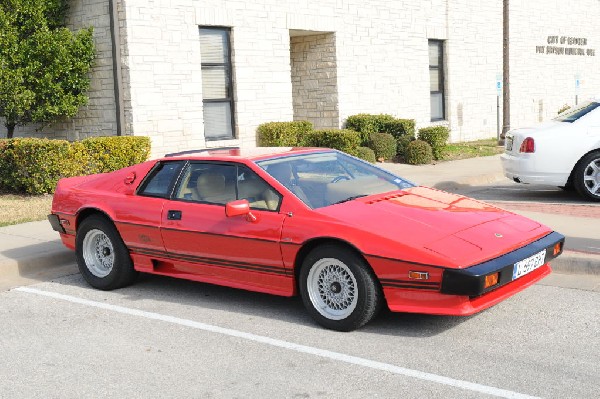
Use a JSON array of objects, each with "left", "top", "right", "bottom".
[
  {"left": 299, "top": 245, "right": 382, "bottom": 331},
  {"left": 76, "top": 214, "right": 137, "bottom": 290},
  {"left": 574, "top": 151, "right": 600, "bottom": 201}
]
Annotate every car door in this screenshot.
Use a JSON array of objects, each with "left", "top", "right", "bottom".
[
  {"left": 159, "top": 161, "right": 290, "bottom": 294},
  {"left": 115, "top": 160, "right": 186, "bottom": 271}
]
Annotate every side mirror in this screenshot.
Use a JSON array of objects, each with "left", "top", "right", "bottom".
[{"left": 225, "top": 199, "right": 258, "bottom": 222}]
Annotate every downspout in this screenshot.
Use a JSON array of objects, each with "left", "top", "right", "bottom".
[
  {"left": 108, "top": 0, "right": 125, "bottom": 136},
  {"left": 501, "top": 0, "right": 510, "bottom": 141}
]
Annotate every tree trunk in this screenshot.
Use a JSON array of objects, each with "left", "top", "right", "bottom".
[{"left": 6, "top": 123, "right": 15, "bottom": 138}]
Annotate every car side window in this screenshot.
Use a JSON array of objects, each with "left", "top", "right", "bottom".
[
  {"left": 237, "top": 166, "right": 281, "bottom": 211},
  {"left": 138, "top": 161, "right": 185, "bottom": 198},
  {"left": 174, "top": 163, "right": 237, "bottom": 205},
  {"left": 173, "top": 163, "right": 281, "bottom": 210}
]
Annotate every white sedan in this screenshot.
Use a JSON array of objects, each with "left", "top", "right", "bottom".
[{"left": 501, "top": 99, "right": 600, "bottom": 201}]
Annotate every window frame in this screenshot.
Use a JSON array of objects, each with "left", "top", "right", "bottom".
[
  {"left": 136, "top": 161, "right": 186, "bottom": 199},
  {"left": 171, "top": 161, "right": 283, "bottom": 212},
  {"left": 199, "top": 26, "right": 236, "bottom": 141},
  {"left": 429, "top": 39, "right": 445, "bottom": 122}
]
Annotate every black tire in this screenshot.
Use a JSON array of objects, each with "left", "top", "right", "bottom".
[
  {"left": 299, "top": 244, "right": 382, "bottom": 331},
  {"left": 573, "top": 151, "right": 600, "bottom": 201},
  {"left": 76, "top": 214, "right": 137, "bottom": 290},
  {"left": 558, "top": 184, "right": 574, "bottom": 191}
]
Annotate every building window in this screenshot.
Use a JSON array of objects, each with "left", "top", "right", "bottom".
[
  {"left": 199, "top": 27, "right": 235, "bottom": 140},
  {"left": 429, "top": 40, "right": 445, "bottom": 121}
]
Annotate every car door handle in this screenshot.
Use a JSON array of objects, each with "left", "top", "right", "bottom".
[{"left": 167, "top": 210, "right": 182, "bottom": 220}]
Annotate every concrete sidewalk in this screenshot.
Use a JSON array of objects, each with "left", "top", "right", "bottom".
[{"left": 0, "top": 154, "right": 598, "bottom": 290}]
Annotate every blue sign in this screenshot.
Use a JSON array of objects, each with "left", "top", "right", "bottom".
[{"left": 496, "top": 74, "right": 502, "bottom": 96}]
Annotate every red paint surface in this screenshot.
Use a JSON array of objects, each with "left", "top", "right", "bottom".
[{"left": 50, "top": 148, "right": 556, "bottom": 315}]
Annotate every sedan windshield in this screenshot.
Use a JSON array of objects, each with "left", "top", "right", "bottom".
[
  {"left": 554, "top": 101, "right": 600, "bottom": 123},
  {"left": 256, "top": 151, "right": 414, "bottom": 208}
]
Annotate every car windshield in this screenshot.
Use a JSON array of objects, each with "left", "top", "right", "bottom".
[
  {"left": 256, "top": 151, "right": 414, "bottom": 208},
  {"left": 554, "top": 101, "right": 600, "bottom": 123}
]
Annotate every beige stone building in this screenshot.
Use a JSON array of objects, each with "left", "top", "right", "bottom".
[{"left": 3, "top": 0, "right": 599, "bottom": 158}]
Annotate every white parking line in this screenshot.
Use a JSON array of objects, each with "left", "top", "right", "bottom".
[{"left": 15, "top": 286, "right": 540, "bottom": 399}]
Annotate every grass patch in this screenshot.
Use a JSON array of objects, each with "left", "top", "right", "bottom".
[
  {"left": 440, "top": 138, "right": 504, "bottom": 161},
  {"left": 0, "top": 194, "right": 53, "bottom": 227}
]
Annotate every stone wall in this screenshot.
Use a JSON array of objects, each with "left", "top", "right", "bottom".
[
  {"left": 290, "top": 33, "right": 339, "bottom": 129},
  {"left": 0, "top": 0, "right": 118, "bottom": 140},
  {"left": 3, "top": 0, "right": 599, "bottom": 154}
]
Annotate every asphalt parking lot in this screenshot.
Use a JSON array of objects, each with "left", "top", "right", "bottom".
[{"left": 1, "top": 272, "right": 598, "bottom": 398}]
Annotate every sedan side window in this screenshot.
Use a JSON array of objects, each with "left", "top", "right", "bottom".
[
  {"left": 174, "top": 163, "right": 281, "bottom": 211},
  {"left": 138, "top": 161, "right": 185, "bottom": 198},
  {"left": 175, "top": 163, "right": 237, "bottom": 205},
  {"left": 237, "top": 166, "right": 281, "bottom": 211}
]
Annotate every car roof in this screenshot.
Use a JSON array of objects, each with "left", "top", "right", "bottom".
[{"left": 162, "top": 147, "right": 333, "bottom": 162}]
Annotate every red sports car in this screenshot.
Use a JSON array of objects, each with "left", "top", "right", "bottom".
[{"left": 48, "top": 147, "right": 564, "bottom": 331}]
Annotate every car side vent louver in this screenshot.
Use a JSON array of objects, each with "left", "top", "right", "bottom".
[{"left": 366, "top": 193, "right": 406, "bottom": 204}]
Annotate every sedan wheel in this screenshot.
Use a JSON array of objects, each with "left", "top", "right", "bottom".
[
  {"left": 299, "top": 244, "right": 382, "bottom": 331},
  {"left": 76, "top": 215, "right": 137, "bottom": 290},
  {"left": 574, "top": 152, "right": 600, "bottom": 201}
]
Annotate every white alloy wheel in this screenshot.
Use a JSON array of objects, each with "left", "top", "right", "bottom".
[
  {"left": 306, "top": 258, "right": 358, "bottom": 320},
  {"left": 82, "top": 228, "right": 115, "bottom": 278},
  {"left": 582, "top": 157, "right": 600, "bottom": 197}
]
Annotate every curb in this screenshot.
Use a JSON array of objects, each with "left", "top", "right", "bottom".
[
  {"left": 0, "top": 248, "right": 76, "bottom": 289},
  {"left": 550, "top": 251, "right": 600, "bottom": 276}
]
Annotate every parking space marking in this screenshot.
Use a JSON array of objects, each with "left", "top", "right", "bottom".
[{"left": 15, "top": 286, "right": 539, "bottom": 399}]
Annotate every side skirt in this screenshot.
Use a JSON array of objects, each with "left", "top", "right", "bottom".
[{"left": 129, "top": 252, "right": 296, "bottom": 297}]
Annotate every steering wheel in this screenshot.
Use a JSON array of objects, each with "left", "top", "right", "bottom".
[{"left": 331, "top": 175, "right": 350, "bottom": 183}]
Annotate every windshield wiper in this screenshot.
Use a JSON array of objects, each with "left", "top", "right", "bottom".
[{"left": 333, "top": 194, "right": 368, "bottom": 205}]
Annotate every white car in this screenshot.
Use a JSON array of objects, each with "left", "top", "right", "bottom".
[{"left": 501, "top": 99, "right": 600, "bottom": 201}]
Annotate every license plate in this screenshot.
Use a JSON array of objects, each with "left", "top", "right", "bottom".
[
  {"left": 505, "top": 137, "right": 513, "bottom": 151},
  {"left": 512, "top": 249, "right": 547, "bottom": 280}
]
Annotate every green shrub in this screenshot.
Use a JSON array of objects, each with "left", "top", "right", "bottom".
[
  {"left": 356, "top": 146, "right": 376, "bottom": 163},
  {"left": 396, "top": 134, "right": 415, "bottom": 158},
  {"left": 345, "top": 114, "right": 415, "bottom": 144},
  {"left": 256, "top": 121, "right": 313, "bottom": 147},
  {"left": 368, "top": 132, "right": 396, "bottom": 161},
  {"left": 405, "top": 140, "right": 433, "bottom": 165},
  {"left": 557, "top": 104, "right": 571, "bottom": 115},
  {"left": 0, "top": 138, "right": 89, "bottom": 194},
  {"left": 82, "top": 136, "right": 151, "bottom": 173},
  {"left": 0, "top": 136, "right": 151, "bottom": 195},
  {"left": 302, "top": 129, "right": 361, "bottom": 156},
  {"left": 418, "top": 126, "right": 450, "bottom": 160}
]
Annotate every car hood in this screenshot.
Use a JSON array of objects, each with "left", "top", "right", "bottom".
[{"left": 317, "top": 186, "right": 550, "bottom": 268}]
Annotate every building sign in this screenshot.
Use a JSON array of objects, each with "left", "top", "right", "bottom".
[{"left": 535, "top": 36, "right": 595, "bottom": 56}]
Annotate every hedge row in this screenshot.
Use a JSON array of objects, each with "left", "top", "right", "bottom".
[
  {"left": 255, "top": 116, "right": 450, "bottom": 165},
  {"left": 0, "top": 136, "right": 151, "bottom": 195},
  {"left": 256, "top": 121, "right": 313, "bottom": 147},
  {"left": 256, "top": 121, "right": 370, "bottom": 161}
]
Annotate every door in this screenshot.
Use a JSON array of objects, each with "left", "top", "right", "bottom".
[{"left": 159, "top": 162, "right": 290, "bottom": 294}]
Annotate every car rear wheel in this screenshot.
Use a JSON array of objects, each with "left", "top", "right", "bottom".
[
  {"left": 574, "top": 151, "right": 600, "bottom": 201},
  {"left": 76, "top": 214, "right": 137, "bottom": 290},
  {"left": 299, "top": 244, "right": 382, "bottom": 331}
]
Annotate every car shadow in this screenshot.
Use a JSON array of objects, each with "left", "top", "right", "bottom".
[
  {"left": 434, "top": 180, "right": 593, "bottom": 205},
  {"left": 53, "top": 272, "right": 474, "bottom": 338}
]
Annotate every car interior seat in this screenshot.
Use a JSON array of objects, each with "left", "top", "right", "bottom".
[
  {"left": 194, "top": 172, "right": 236, "bottom": 204},
  {"left": 266, "top": 163, "right": 312, "bottom": 207}
]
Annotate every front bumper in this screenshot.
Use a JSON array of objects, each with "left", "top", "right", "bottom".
[
  {"left": 441, "top": 231, "right": 564, "bottom": 296},
  {"left": 383, "top": 232, "right": 564, "bottom": 316}
]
